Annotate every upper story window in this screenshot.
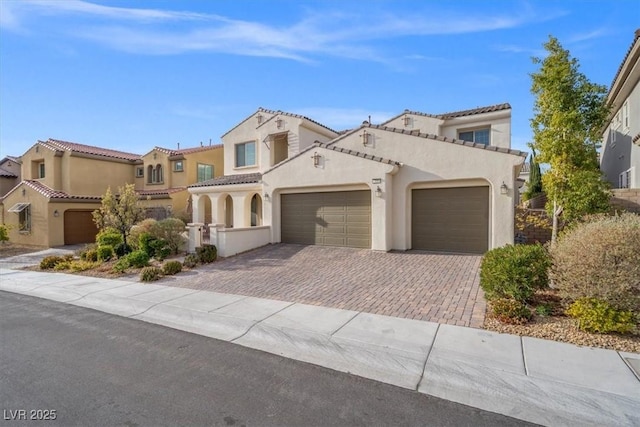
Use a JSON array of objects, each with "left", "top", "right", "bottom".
[
  {"left": 147, "top": 164, "right": 163, "bottom": 184},
  {"left": 622, "top": 101, "right": 630, "bottom": 131},
  {"left": 458, "top": 128, "right": 490, "bottom": 145},
  {"left": 235, "top": 141, "right": 256, "bottom": 168},
  {"left": 174, "top": 160, "right": 184, "bottom": 172},
  {"left": 136, "top": 167, "right": 144, "bottom": 178},
  {"left": 38, "top": 162, "right": 45, "bottom": 178},
  {"left": 197, "top": 163, "right": 213, "bottom": 182}
]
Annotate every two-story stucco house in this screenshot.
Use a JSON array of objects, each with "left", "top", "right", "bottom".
[
  {"left": 188, "top": 104, "right": 526, "bottom": 256},
  {"left": 0, "top": 156, "right": 21, "bottom": 198},
  {"left": 600, "top": 29, "right": 640, "bottom": 189}
]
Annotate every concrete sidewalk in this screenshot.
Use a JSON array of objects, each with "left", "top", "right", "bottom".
[{"left": 1, "top": 268, "right": 639, "bottom": 426}]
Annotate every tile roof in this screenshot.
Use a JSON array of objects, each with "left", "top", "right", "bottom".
[
  {"left": 608, "top": 29, "right": 640, "bottom": 100},
  {"left": 221, "top": 107, "right": 338, "bottom": 138},
  {"left": 314, "top": 142, "right": 402, "bottom": 166},
  {"left": 20, "top": 180, "right": 102, "bottom": 200},
  {"left": 1, "top": 155, "right": 21, "bottom": 165},
  {"left": 40, "top": 138, "right": 141, "bottom": 161},
  {"left": 189, "top": 173, "right": 262, "bottom": 188},
  {"left": 152, "top": 144, "right": 223, "bottom": 157},
  {"left": 633, "top": 133, "right": 640, "bottom": 144},
  {"left": 382, "top": 103, "right": 512, "bottom": 125},
  {"left": 0, "top": 167, "right": 17, "bottom": 178},
  {"left": 137, "top": 187, "right": 187, "bottom": 196}
]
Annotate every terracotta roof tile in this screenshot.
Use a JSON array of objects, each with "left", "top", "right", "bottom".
[
  {"left": 152, "top": 144, "right": 223, "bottom": 156},
  {"left": 0, "top": 167, "right": 17, "bottom": 178},
  {"left": 314, "top": 143, "right": 402, "bottom": 166},
  {"left": 22, "top": 180, "right": 102, "bottom": 200},
  {"left": 1, "top": 156, "right": 21, "bottom": 165},
  {"left": 189, "top": 173, "right": 262, "bottom": 188},
  {"left": 438, "top": 103, "right": 511, "bottom": 119},
  {"left": 608, "top": 29, "right": 640, "bottom": 100},
  {"left": 137, "top": 187, "right": 187, "bottom": 196},
  {"left": 42, "top": 138, "right": 141, "bottom": 161}
]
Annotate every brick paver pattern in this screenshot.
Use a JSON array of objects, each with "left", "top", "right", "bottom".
[{"left": 165, "top": 244, "right": 486, "bottom": 328}]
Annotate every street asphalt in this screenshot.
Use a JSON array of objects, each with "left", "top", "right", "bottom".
[
  {"left": 0, "top": 259, "right": 639, "bottom": 426},
  {"left": 1, "top": 292, "right": 534, "bottom": 427}
]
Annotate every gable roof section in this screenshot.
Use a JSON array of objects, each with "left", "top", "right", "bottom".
[
  {"left": 0, "top": 156, "right": 21, "bottom": 166},
  {"left": 2, "top": 180, "right": 102, "bottom": 201},
  {"left": 0, "top": 167, "right": 17, "bottom": 178},
  {"left": 40, "top": 138, "right": 141, "bottom": 162},
  {"left": 221, "top": 107, "right": 337, "bottom": 138},
  {"left": 151, "top": 144, "right": 224, "bottom": 157},
  {"left": 189, "top": 173, "right": 262, "bottom": 188},
  {"left": 326, "top": 123, "right": 526, "bottom": 157},
  {"left": 381, "top": 103, "right": 511, "bottom": 125}
]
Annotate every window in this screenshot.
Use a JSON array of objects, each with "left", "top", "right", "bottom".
[
  {"left": 136, "top": 167, "right": 144, "bottom": 178},
  {"left": 147, "top": 164, "right": 163, "bottom": 184},
  {"left": 235, "top": 141, "right": 256, "bottom": 167},
  {"left": 614, "top": 111, "right": 621, "bottom": 128},
  {"left": 38, "top": 162, "right": 45, "bottom": 178},
  {"left": 622, "top": 101, "right": 629, "bottom": 131},
  {"left": 619, "top": 168, "right": 633, "bottom": 189},
  {"left": 197, "top": 163, "right": 213, "bottom": 182},
  {"left": 610, "top": 128, "right": 617, "bottom": 146},
  {"left": 458, "top": 128, "right": 490, "bottom": 145},
  {"left": 174, "top": 160, "right": 183, "bottom": 172},
  {"left": 8, "top": 203, "right": 31, "bottom": 232},
  {"left": 156, "top": 164, "right": 163, "bottom": 183}
]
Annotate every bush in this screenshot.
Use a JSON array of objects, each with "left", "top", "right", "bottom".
[
  {"left": 150, "top": 238, "right": 171, "bottom": 261},
  {"left": 112, "top": 258, "right": 130, "bottom": 273},
  {"left": 96, "top": 228, "right": 123, "bottom": 247},
  {"left": 155, "top": 218, "right": 187, "bottom": 254},
  {"left": 114, "top": 242, "right": 132, "bottom": 257},
  {"left": 97, "top": 245, "right": 114, "bottom": 261},
  {"left": 53, "top": 261, "right": 70, "bottom": 271},
  {"left": 81, "top": 249, "right": 98, "bottom": 262},
  {"left": 126, "top": 250, "right": 150, "bottom": 268},
  {"left": 491, "top": 298, "right": 532, "bottom": 324},
  {"left": 138, "top": 232, "right": 155, "bottom": 257},
  {"left": 196, "top": 244, "right": 217, "bottom": 264},
  {"left": 69, "top": 260, "right": 99, "bottom": 272},
  {"left": 549, "top": 212, "right": 640, "bottom": 313},
  {"left": 183, "top": 253, "right": 198, "bottom": 268},
  {"left": 129, "top": 219, "right": 158, "bottom": 250},
  {"left": 0, "top": 224, "right": 9, "bottom": 242},
  {"left": 140, "top": 266, "right": 163, "bottom": 282},
  {"left": 566, "top": 298, "right": 636, "bottom": 334},
  {"left": 40, "top": 255, "right": 65, "bottom": 270},
  {"left": 162, "top": 260, "right": 182, "bottom": 275},
  {"left": 480, "top": 244, "right": 550, "bottom": 302}
]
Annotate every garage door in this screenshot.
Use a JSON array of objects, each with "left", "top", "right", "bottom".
[
  {"left": 281, "top": 190, "right": 371, "bottom": 248},
  {"left": 64, "top": 210, "right": 99, "bottom": 245},
  {"left": 412, "top": 187, "right": 489, "bottom": 254}
]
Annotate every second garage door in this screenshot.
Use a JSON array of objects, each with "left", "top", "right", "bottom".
[
  {"left": 281, "top": 190, "right": 371, "bottom": 248},
  {"left": 412, "top": 186, "right": 489, "bottom": 254},
  {"left": 64, "top": 210, "right": 99, "bottom": 245}
]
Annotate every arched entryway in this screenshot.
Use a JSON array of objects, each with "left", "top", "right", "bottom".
[{"left": 250, "top": 194, "right": 262, "bottom": 226}]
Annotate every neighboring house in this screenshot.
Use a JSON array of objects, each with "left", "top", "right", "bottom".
[
  {"left": 188, "top": 104, "right": 526, "bottom": 256},
  {"left": 1, "top": 139, "right": 141, "bottom": 247},
  {"left": 600, "top": 29, "right": 640, "bottom": 189},
  {"left": 0, "top": 156, "right": 21, "bottom": 198},
  {"left": 136, "top": 144, "right": 224, "bottom": 221}
]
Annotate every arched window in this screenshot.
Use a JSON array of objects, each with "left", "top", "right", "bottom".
[
  {"left": 156, "top": 164, "right": 163, "bottom": 183},
  {"left": 147, "top": 165, "right": 153, "bottom": 184}
]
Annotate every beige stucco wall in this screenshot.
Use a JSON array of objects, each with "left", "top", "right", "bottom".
[
  {"left": 2, "top": 183, "right": 50, "bottom": 247},
  {"left": 141, "top": 150, "right": 171, "bottom": 191},
  {"left": 66, "top": 155, "right": 136, "bottom": 196},
  {"left": 0, "top": 177, "right": 19, "bottom": 198},
  {"left": 183, "top": 147, "right": 225, "bottom": 185},
  {"left": 384, "top": 114, "right": 444, "bottom": 135},
  {"left": 48, "top": 201, "right": 102, "bottom": 247},
  {"left": 20, "top": 144, "right": 62, "bottom": 189}
]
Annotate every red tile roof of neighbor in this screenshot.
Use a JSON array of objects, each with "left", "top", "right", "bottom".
[
  {"left": 383, "top": 103, "right": 512, "bottom": 124},
  {"left": 137, "top": 187, "right": 187, "bottom": 196},
  {"left": 189, "top": 173, "right": 262, "bottom": 188},
  {"left": 0, "top": 167, "right": 17, "bottom": 178},
  {"left": 152, "top": 144, "right": 223, "bottom": 156},
  {"left": 40, "top": 138, "right": 141, "bottom": 161},
  {"left": 21, "top": 180, "right": 102, "bottom": 200}
]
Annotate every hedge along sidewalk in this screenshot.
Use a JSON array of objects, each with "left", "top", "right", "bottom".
[{"left": 1, "top": 268, "right": 639, "bottom": 427}]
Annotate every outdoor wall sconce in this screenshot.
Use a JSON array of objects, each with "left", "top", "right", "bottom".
[
  {"left": 264, "top": 193, "right": 270, "bottom": 201},
  {"left": 311, "top": 152, "right": 321, "bottom": 167},
  {"left": 276, "top": 118, "right": 283, "bottom": 129},
  {"left": 53, "top": 210, "right": 59, "bottom": 217},
  {"left": 500, "top": 182, "right": 509, "bottom": 195},
  {"left": 22, "top": 188, "right": 26, "bottom": 196},
  {"left": 361, "top": 130, "right": 370, "bottom": 146},
  {"left": 403, "top": 115, "right": 410, "bottom": 127},
  {"left": 375, "top": 186, "right": 382, "bottom": 197}
]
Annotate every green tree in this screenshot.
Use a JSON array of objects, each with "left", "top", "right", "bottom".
[
  {"left": 530, "top": 36, "right": 610, "bottom": 241},
  {"left": 93, "top": 184, "right": 144, "bottom": 248},
  {"left": 523, "top": 146, "right": 543, "bottom": 201}
]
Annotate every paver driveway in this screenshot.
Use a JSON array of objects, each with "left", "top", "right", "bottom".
[{"left": 165, "top": 244, "right": 486, "bottom": 328}]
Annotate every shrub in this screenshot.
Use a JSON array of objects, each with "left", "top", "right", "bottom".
[
  {"left": 125, "top": 250, "right": 149, "bottom": 268},
  {"left": 69, "top": 260, "right": 99, "bottom": 272},
  {"left": 82, "top": 249, "right": 98, "bottom": 262},
  {"left": 155, "top": 218, "right": 187, "bottom": 254},
  {"left": 0, "top": 224, "right": 9, "bottom": 242},
  {"left": 114, "top": 242, "right": 132, "bottom": 257},
  {"left": 491, "top": 298, "right": 532, "bottom": 324},
  {"left": 183, "top": 253, "right": 198, "bottom": 268},
  {"left": 566, "top": 298, "right": 636, "bottom": 334},
  {"left": 535, "top": 303, "right": 553, "bottom": 317},
  {"left": 97, "top": 245, "right": 114, "bottom": 261},
  {"left": 196, "top": 244, "right": 217, "bottom": 264},
  {"left": 549, "top": 212, "right": 640, "bottom": 313},
  {"left": 162, "top": 260, "right": 182, "bottom": 275},
  {"left": 53, "top": 261, "right": 70, "bottom": 271},
  {"left": 480, "top": 244, "right": 550, "bottom": 302},
  {"left": 40, "top": 255, "right": 65, "bottom": 270},
  {"left": 138, "top": 232, "right": 155, "bottom": 257},
  {"left": 96, "top": 228, "right": 123, "bottom": 247},
  {"left": 129, "top": 219, "right": 158, "bottom": 250},
  {"left": 112, "top": 257, "right": 130, "bottom": 273},
  {"left": 140, "top": 266, "right": 163, "bottom": 282},
  {"left": 150, "top": 238, "right": 171, "bottom": 261}
]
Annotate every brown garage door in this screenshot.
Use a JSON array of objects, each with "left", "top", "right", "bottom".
[
  {"left": 281, "top": 190, "right": 371, "bottom": 248},
  {"left": 412, "top": 187, "right": 489, "bottom": 254},
  {"left": 64, "top": 210, "right": 99, "bottom": 245}
]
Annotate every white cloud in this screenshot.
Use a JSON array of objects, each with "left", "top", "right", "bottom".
[{"left": 568, "top": 28, "right": 607, "bottom": 44}]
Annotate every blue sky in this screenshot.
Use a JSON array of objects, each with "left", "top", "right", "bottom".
[{"left": 0, "top": 0, "right": 638, "bottom": 158}]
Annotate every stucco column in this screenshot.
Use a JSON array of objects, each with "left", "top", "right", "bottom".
[
  {"left": 370, "top": 176, "right": 393, "bottom": 251},
  {"left": 191, "top": 194, "right": 202, "bottom": 223},
  {"left": 187, "top": 222, "right": 204, "bottom": 252},
  {"left": 231, "top": 193, "right": 247, "bottom": 228}
]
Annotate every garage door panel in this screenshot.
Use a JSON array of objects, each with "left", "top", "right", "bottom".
[
  {"left": 64, "top": 210, "right": 99, "bottom": 245},
  {"left": 412, "top": 187, "right": 489, "bottom": 254},
  {"left": 281, "top": 190, "right": 371, "bottom": 249}
]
